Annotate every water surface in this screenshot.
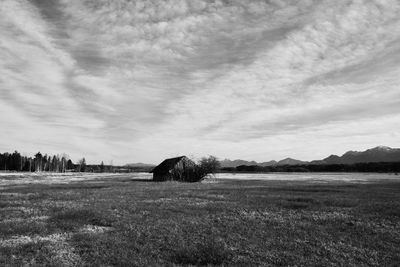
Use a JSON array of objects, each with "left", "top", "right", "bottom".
[{"left": 215, "top": 172, "right": 400, "bottom": 183}]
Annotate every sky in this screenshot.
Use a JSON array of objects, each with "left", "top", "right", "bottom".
[{"left": 1, "top": 0, "right": 400, "bottom": 165}]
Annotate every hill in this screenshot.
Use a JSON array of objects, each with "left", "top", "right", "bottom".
[
  {"left": 277, "top": 158, "right": 308, "bottom": 166},
  {"left": 125, "top": 163, "right": 156, "bottom": 168},
  {"left": 220, "top": 159, "right": 277, "bottom": 168}
]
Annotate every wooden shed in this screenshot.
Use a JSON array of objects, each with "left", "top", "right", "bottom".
[{"left": 150, "top": 156, "right": 196, "bottom": 182}]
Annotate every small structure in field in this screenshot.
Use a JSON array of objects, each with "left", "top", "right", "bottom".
[{"left": 150, "top": 156, "right": 197, "bottom": 182}]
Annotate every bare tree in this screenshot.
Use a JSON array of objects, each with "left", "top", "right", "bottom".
[
  {"left": 198, "top": 156, "right": 220, "bottom": 177},
  {"left": 172, "top": 156, "right": 221, "bottom": 182},
  {"left": 78, "top": 158, "right": 86, "bottom": 172}
]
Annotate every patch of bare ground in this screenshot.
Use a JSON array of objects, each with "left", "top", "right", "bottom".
[{"left": 78, "top": 225, "right": 115, "bottom": 234}]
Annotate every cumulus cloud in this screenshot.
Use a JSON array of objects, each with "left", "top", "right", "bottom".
[{"left": 0, "top": 0, "right": 399, "bottom": 163}]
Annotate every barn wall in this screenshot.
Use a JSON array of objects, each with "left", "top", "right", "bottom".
[
  {"left": 153, "top": 157, "right": 197, "bottom": 182},
  {"left": 153, "top": 173, "right": 172, "bottom": 181}
]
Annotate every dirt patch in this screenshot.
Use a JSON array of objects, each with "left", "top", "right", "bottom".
[{"left": 78, "top": 225, "right": 115, "bottom": 234}]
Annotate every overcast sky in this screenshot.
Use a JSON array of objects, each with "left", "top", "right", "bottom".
[{"left": 1, "top": 0, "right": 400, "bottom": 164}]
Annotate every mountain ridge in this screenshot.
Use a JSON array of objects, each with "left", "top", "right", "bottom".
[
  {"left": 124, "top": 163, "right": 156, "bottom": 168},
  {"left": 220, "top": 146, "right": 400, "bottom": 167}
]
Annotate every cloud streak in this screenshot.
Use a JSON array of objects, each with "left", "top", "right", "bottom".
[{"left": 0, "top": 0, "right": 399, "bottom": 163}]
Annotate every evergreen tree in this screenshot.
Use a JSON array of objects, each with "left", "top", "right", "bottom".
[
  {"left": 34, "top": 152, "right": 43, "bottom": 172},
  {"left": 100, "top": 161, "right": 105, "bottom": 173}
]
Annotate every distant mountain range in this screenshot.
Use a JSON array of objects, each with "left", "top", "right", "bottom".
[
  {"left": 124, "top": 163, "right": 156, "bottom": 168},
  {"left": 220, "top": 158, "right": 306, "bottom": 167},
  {"left": 220, "top": 146, "right": 400, "bottom": 167},
  {"left": 313, "top": 146, "right": 400, "bottom": 165}
]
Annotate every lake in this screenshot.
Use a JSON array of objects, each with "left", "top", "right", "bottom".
[{"left": 215, "top": 172, "right": 400, "bottom": 183}]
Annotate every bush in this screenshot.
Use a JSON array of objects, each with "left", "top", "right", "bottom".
[
  {"left": 172, "top": 156, "right": 221, "bottom": 183},
  {"left": 198, "top": 156, "right": 220, "bottom": 176}
]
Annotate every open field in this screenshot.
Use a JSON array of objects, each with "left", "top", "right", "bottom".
[{"left": 1, "top": 173, "right": 400, "bottom": 266}]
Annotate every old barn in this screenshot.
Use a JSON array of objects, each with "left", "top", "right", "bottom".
[{"left": 150, "top": 156, "right": 196, "bottom": 182}]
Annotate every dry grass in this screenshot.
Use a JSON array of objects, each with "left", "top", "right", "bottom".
[{"left": 0, "top": 174, "right": 400, "bottom": 266}]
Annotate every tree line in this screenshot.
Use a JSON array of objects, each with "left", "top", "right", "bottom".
[
  {"left": 0, "top": 151, "right": 87, "bottom": 172},
  {"left": 0, "top": 151, "right": 127, "bottom": 173},
  {"left": 221, "top": 162, "right": 400, "bottom": 173}
]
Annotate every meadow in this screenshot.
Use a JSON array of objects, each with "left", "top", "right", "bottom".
[{"left": 0, "top": 173, "right": 400, "bottom": 266}]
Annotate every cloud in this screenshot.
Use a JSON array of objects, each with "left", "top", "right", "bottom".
[{"left": 0, "top": 0, "right": 399, "bottom": 163}]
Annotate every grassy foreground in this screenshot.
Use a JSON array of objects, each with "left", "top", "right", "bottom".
[{"left": 1, "top": 175, "right": 400, "bottom": 266}]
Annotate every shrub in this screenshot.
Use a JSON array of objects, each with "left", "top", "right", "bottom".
[
  {"left": 178, "top": 156, "right": 220, "bottom": 182},
  {"left": 198, "top": 156, "right": 221, "bottom": 176}
]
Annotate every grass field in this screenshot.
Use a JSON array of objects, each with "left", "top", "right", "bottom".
[{"left": 1, "top": 173, "right": 400, "bottom": 266}]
